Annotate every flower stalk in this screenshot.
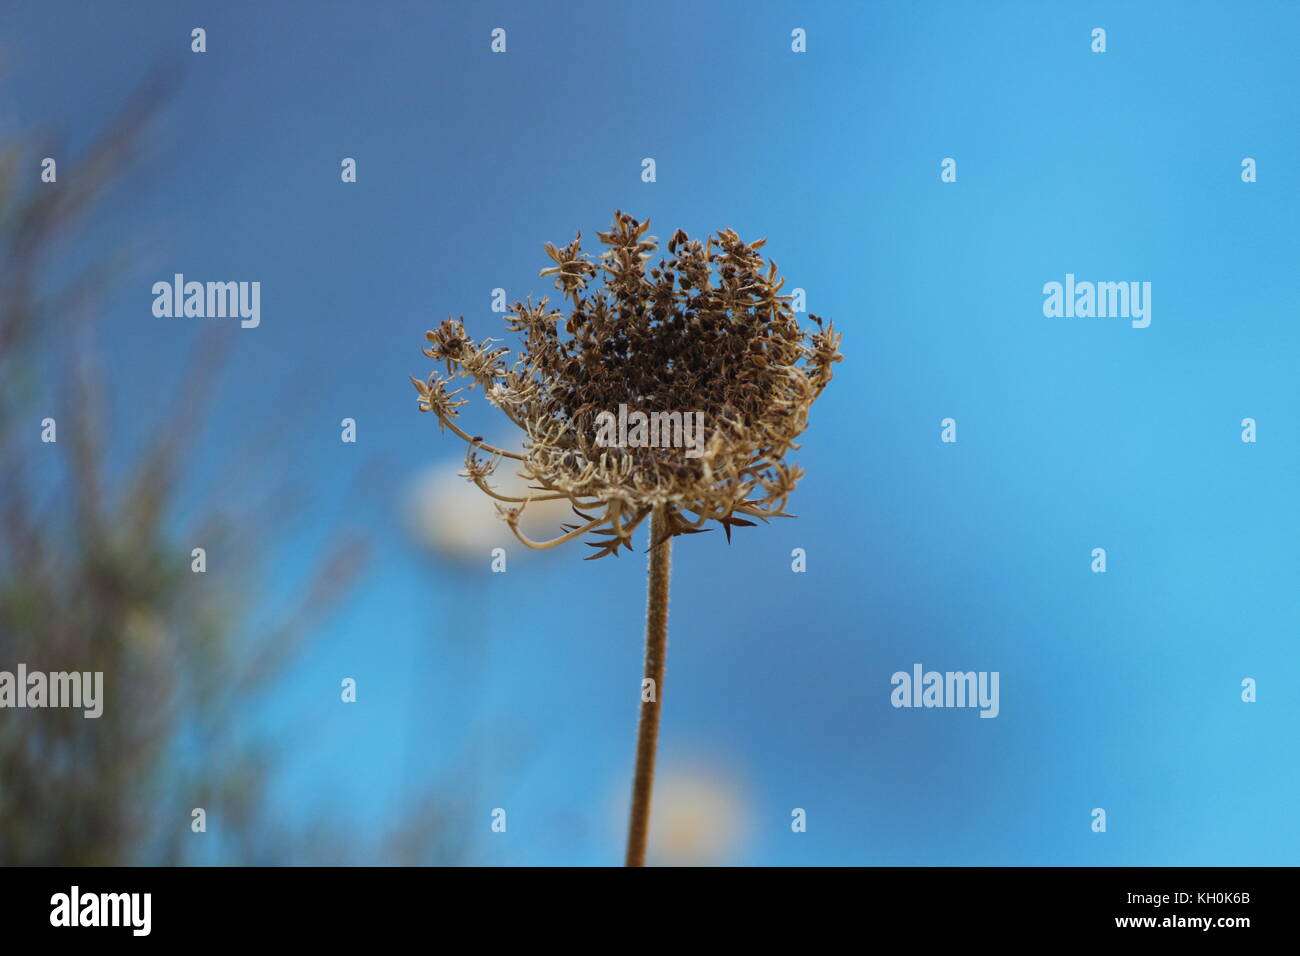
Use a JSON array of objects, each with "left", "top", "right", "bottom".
[
  {"left": 624, "top": 507, "right": 671, "bottom": 867},
  {"left": 411, "top": 211, "right": 842, "bottom": 866}
]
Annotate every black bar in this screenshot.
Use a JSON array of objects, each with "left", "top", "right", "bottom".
[{"left": 0, "top": 866, "right": 1281, "bottom": 940}]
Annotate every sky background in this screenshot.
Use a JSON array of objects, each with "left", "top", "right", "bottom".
[{"left": 3, "top": 0, "right": 1297, "bottom": 865}]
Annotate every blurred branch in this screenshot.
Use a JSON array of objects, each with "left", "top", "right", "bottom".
[{"left": 0, "top": 74, "right": 455, "bottom": 866}]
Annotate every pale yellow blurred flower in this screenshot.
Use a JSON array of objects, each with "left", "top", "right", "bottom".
[
  {"left": 646, "top": 763, "right": 749, "bottom": 867},
  {"left": 404, "top": 460, "right": 567, "bottom": 564}
]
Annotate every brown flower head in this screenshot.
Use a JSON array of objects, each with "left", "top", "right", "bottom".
[{"left": 412, "top": 211, "right": 843, "bottom": 558}]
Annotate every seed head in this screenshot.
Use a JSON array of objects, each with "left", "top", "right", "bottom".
[{"left": 413, "top": 211, "right": 843, "bottom": 557}]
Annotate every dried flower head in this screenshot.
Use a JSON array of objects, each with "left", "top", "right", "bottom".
[{"left": 412, "top": 211, "right": 843, "bottom": 558}]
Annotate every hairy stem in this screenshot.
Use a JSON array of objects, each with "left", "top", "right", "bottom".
[{"left": 624, "top": 507, "right": 671, "bottom": 867}]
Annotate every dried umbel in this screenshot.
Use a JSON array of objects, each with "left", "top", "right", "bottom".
[
  {"left": 412, "top": 211, "right": 843, "bottom": 557},
  {"left": 412, "top": 211, "right": 841, "bottom": 867}
]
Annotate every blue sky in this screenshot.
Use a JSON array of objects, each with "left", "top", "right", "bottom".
[{"left": 5, "top": 0, "right": 1298, "bottom": 864}]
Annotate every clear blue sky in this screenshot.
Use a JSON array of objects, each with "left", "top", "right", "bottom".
[{"left": 6, "top": 0, "right": 1298, "bottom": 864}]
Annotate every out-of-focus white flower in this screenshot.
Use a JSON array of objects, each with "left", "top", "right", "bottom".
[
  {"left": 647, "top": 763, "right": 749, "bottom": 867},
  {"left": 404, "top": 460, "right": 568, "bottom": 564}
]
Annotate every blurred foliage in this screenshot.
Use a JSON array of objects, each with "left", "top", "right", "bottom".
[{"left": 0, "top": 81, "right": 461, "bottom": 865}]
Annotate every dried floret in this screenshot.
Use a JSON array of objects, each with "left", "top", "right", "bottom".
[{"left": 413, "top": 211, "right": 842, "bottom": 557}]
